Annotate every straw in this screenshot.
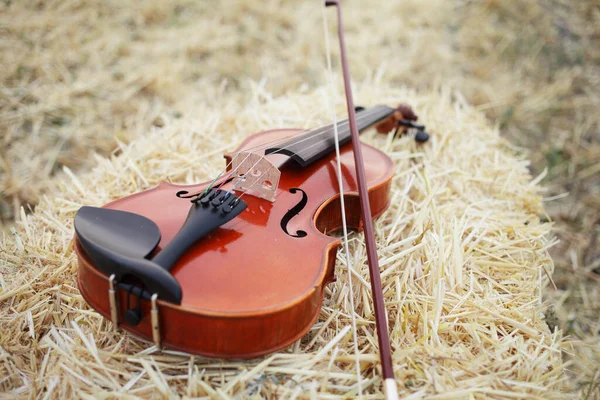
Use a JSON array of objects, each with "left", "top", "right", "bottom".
[{"left": 0, "top": 84, "right": 567, "bottom": 397}]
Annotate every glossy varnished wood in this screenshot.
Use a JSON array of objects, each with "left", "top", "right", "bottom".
[{"left": 76, "top": 128, "right": 394, "bottom": 358}]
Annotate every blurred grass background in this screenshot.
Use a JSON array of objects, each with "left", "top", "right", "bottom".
[{"left": 1, "top": 0, "right": 598, "bottom": 396}]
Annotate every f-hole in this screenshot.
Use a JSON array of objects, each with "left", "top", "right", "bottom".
[{"left": 280, "top": 188, "right": 308, "bottom": 238}]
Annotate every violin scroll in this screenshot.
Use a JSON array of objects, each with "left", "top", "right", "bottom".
[{"left": 375, "top": 103, "right": 430, "bottom": 143}]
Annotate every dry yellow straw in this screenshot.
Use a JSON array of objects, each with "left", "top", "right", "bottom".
[{"left": 0, "top": 83, "right": 567, "bottom": 398}]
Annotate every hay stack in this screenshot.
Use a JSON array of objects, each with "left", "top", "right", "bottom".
[{"left": 0, "top": 84, "right": 566, "bottom": 398}]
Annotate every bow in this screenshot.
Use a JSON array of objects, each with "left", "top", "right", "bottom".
[{"left": 323, "top": 1, "right": 398, "bottom": 399}]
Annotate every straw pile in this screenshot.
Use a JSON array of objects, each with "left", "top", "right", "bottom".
[
  {"left": 0, "top": 83, "right": 566, "bottom": 398},
  {"left": 3, "top": 0, "right": 599, "bottom": 397}
]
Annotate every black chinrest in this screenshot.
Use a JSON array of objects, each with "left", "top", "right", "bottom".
[{"left": 75, "top": 206, "right": 161, "bottom": 259}]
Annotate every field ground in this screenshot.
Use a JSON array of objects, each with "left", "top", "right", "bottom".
[{"left": 1, "top": 0, "right": 599, "bottom": 397}]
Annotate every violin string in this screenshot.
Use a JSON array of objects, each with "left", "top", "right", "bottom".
[
  {"left": 196, "top": 104, "right": 362, "bottom": 225},
  {"left": 222, "top": 111, "right": 367, "bottom": 198},
  {"left": 225, "top": 106, "right": 383, "bottom": 161},
  {"left": 218, "top": 109, "right": 382, "bottom": 182},
  {"left": 213, "top": 151, "right": 257, "bottom": 192},
  {"left": 202, "top": 108, "right": 386, "bottom": 195},
  {"left": 221, "top": 105, "right": 390, "bottom": 200},
  {"left": 322, "top": 5, "right": 363, "bottom": 398},
  {"left": 232, "top": 107, "right": 378, "bottom": 202},
  {"left": 202, "top": 152, "right": 252, "bottom": 196}
]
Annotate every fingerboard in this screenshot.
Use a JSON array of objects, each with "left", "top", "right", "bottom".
[{"left": 265, "top": 105, "right": 394, "bottom": 167}]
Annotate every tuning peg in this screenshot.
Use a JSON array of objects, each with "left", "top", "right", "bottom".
[
  {"left": 397, "top": 120, "right": 425, "bottom": 130},
  {"left": 415, "top": 130, "right": 430, "bottom": 143}
]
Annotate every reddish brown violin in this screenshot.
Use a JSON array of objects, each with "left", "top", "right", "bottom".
[
  {"left": 75, "top": 2, "right": 429, "bottom": 397},
  {"left": 74, "top": 104, "right": 427, "bottom": 358}
]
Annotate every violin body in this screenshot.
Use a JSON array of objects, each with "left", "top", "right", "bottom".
[{"left": 75, "top": 127, "right": 395, "bottom": 358}]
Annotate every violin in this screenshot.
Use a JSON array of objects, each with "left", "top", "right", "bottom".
[
  {"left": 74, "top": 2, "right": 429, "bottom": 397},
  {"left": 73, "top": 104, "right": 427, "bottom": 358}
]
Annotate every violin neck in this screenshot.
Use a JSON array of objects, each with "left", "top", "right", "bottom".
[{"left": 265, "top": 105, "right": 394, "bottom": 168}]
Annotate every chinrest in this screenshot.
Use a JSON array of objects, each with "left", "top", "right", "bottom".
[{"left": 75, "top": 206, "right": 161, "bottom": 259}]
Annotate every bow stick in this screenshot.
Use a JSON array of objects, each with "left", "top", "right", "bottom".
[{"left": 324, "top": 1, "right": 398, "bottom": 399}]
